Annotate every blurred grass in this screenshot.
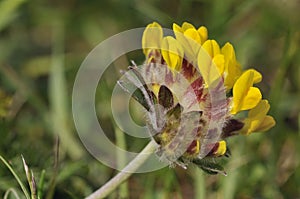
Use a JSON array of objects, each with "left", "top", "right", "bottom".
[
  {"left": 0, "top": 0, "right": 299, "bottom": 198},
  {"left": 49, "top": 19, "right": 83, "bottom": 159},
  {"left": 115, "top": 127, "right": 129, "bottom": 198},
  {"left": 0, "top": 0, "right": 26, "bottom": 31}
]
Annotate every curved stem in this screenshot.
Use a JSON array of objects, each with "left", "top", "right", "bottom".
[{"left": 85, "top": 140, "right": 157, "bottom": 199}]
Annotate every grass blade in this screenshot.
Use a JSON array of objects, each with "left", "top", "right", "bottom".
[
  {"left": 0, "top": 155, "right": 30, "bottom": 199},
  {"left": 49, "top": 20, "right": 83, "bottom": 159},
  {"left": 4, "top": 188, "right": 22, "bottom": 199}
]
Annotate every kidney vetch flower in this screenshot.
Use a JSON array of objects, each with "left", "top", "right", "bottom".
[{"left": 119, "top": 22, "right": 275, "bottom": 175}]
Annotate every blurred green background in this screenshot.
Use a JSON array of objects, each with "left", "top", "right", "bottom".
[{"left": 0, "top": 0, "right": 299, "bottom": 198}]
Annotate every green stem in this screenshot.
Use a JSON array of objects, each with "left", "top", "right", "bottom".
[
  {"left": 194, "top": 167, "right": 205, "bottom": 199},
  {"left": 115, "top": 128, "right": 128, "bottom": 198},
  {"left": 85, "top": 140, "right": 157, "bottom": 199}
]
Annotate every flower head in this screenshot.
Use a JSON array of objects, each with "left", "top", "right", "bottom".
[{"left": 119, "top": 22, "right": 275, "bottom": 174}]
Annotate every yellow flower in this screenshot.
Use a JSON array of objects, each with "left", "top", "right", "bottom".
[
  {"left": 197, "top": 40, "right": 224, "bottom": 87},
  {"left": 129, "top": 21, "right": 276, "bottom": 174},
  {"left": 197, "top": 41, "right": 242, "bottom": 90},
  {"left": 240, "top": 100, "right": 276, "bottom": 135},
  {"left": 173, "top": 22, "right": 208, "bottom": 64},
  {"left": 213, "top": 140, "right": 227, "bottom": 157},
  {"left": 202, "top": 39, "right": 221, "bottom": 57},
  {"left": 231, "top": 69, "right": 262, "bottom": 114},
  {"left": 221, "top": 42, "right": 242, "bottom": 90},
  {"left": 173, "top": 22, "right": 208, "bottom": 43},
  {"left": 142, "top": 22, "right": 163, "bottom": 57},
  {"left": 161, "top": 36, "right": 184, "bottom": 71},
  {"left": 198, "top": 26, "right": 208, "bottom": 42}
]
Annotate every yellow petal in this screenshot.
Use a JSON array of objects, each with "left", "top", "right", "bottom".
[
  {"left": 202, "top": 40, "right": 221, "bottom": 58},
  {"left": 161, "top": 36, "right": 184, "bottom": 71},
  {"left": 231, "top": 70, "right": 263, "bottom": 114},
  {"left": 152, "top": 84, "right": 160, "bottom": 97},
  {"left": 173, "top": 22, "right": 206, "bottom": 64},
  {"left": 246, "top": 100, "right": 272, "bottom": 133},
  {"left": 183, "top": 28, "right": 202, "bottom": 58},
  {"left": 182, "top": 22, "right": 195, "bottom": 31},
  {"left": 248, "top": 99, "right": 270, "bottom": 119},
  {"left": 197, "top": 26, "right": 208, "bottom": 43},
  {"left": 142, "top": 22, "right": 163, "bottom": 55},
  {"left": 239, "top": 119, "right": 250, "bottom": 135},
  {"left": 240, "top": 100, "right": 275, "bottom": 135},
  {"left": 198, "top": 47, "right": 222, "bottom": 86},
  {"left": 221, "top": 43, "right": 242, "bottom": 90},
  {"left": 231, "top": 70, "right": 254, "bottom": 114},
  {"left": 193, "top": 140, "right": 200, "bottom": 154},
  {"left": 212, "top": 54, "right": 225, "bottom": 74},
  {"left": 224, "top": 62, "right": 242, "bottom": 90},
  {"left": 221, "top": 42, "right": 236, "bottom": 60},
  {"left": 184, "top": 28, "right": 202, "bottom": 44},
  {"left": 173, "top": 23, "right": 183, "bottom": 33},
  {"left": 240, "top": 87, "right": 262, "bottom": 111},
  {"left": 174, "top": 27, "right": 199, "bottom": 64},
  {"left": 254, "top": 115, "right": 276, "bottom": 132},
  {"left": 248, "top": 69, "right": 262, "bottom": 84},
  {"left": 214, "top": 140, "right": 227, "bottom": 156}
]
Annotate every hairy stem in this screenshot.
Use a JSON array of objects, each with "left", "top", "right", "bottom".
[{"left": 85, "top": 140, "right": 157, "bottom": 199}]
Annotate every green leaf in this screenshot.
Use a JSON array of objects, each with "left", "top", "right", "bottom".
[
  {"left": 4, "top": 188, "right": 22, "bottom": 199},
  {"left": 0, "top": 155, "right": 31, "bottom": 199},
  {"left": 224, "top": 146, "right": 231, "bottom": 158},
  {"left": 193, "top": 158, "right": 227, "bottom": 176},
  {"left": 38, "top": 170, "right": 46, "bottom": 199}
]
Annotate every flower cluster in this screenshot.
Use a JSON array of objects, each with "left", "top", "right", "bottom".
[{"left": 121, "top": 22, "right": 275, "bottom": 174}]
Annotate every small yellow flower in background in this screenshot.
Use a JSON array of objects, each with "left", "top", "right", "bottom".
[{"left": 120, "top": 21, "right": 275, "bottom": 174}]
